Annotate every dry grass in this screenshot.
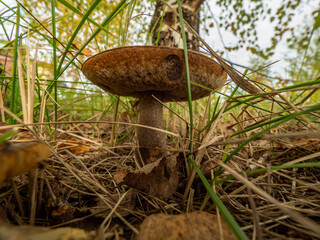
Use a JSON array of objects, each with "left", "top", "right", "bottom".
[
  {"left": 0, "top": 92, "right": 319, "bottom": 239},
  {"left": 0, "top": 2, "right": 319, "bottom": 238}
]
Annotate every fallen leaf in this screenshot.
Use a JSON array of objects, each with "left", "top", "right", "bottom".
[
  {"left": 113, "top": 169, "right": 129, "bottom": 183},
  {"left": 115, "top": 155, "right": 179, "bottom": 198},
  {"left": 0, "top": 142, "right": 51, "bottom": 183},
  {"left": 71, "top": 43, "right": 92, "bottom": 57},
  {"left": 0, "top": 220, "right": 89, "bottom": 240},
  {"left": 70, "top": 145, "right": 90, "bottom": 154},
  {"left": 49, "top": 204, "right": 76, "bottom": 226},
  {"left": 51, "top": 204, "right": 73, "bottom": 217},
  {"left": 57, "top": 137, "right": 91, "bottom": 155},
  {"left": 137, "top": 211, "right": 237, "bottom": 240}
]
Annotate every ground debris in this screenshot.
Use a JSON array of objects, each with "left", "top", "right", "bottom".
[
  {"left": 0, "top": 142, "right": 51, "bottom": 183},
  {"left": 137, "top": 211, "right": 237, "bottom": 240},
  {"left": 114, "top": 154, "right": 179, "bottom": 198},
  {"left": 0, "top": 220, "right": 93, "bottom": 240}
]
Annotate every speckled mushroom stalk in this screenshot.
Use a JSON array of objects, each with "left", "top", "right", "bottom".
[
  {"left": 137, "top": 94, "right": 167, "bottom": 163},
  {"left": 81, "top": 46, "right": 227, "bottom": 164}
]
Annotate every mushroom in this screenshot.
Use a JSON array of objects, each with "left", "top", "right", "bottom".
[{"left": 81, "top": 46, "right": 227, "bottom": 164}]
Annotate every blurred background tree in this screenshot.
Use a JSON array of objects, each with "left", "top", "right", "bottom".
[
  {"left": 0, "top": 0, "right": 318, "bottom": 94},
  {"left": 209, "top": 0, "right": 319, "bottom": 60}
]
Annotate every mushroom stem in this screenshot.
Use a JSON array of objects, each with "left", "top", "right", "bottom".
[{"left": 137, "top": 94, "right": 167, "bottom": 164}]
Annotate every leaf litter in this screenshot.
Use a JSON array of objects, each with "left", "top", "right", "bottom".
[{"left": 0, "top": 102, "right": 320, "bottom": 239}]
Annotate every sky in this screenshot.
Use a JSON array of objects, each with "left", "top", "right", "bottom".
[
  {"left": 0, "top": 0, "right": 317, "bottom": 80},
  {"left": 204, "top": 0, "right": 317, "bottom": 79}
]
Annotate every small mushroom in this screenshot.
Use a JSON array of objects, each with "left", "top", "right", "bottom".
[{"left": 81, "top": 46, "right": 227, "bottom": 164}]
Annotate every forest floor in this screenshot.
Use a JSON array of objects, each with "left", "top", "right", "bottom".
[{"left": 0, "top": 110, "right": 320, "bottom": 240}]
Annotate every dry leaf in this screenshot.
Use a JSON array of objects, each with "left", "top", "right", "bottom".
[
  {"left": 0, "top": 220, "right": 89, "bottom": 240},
  {"left": 113, "top": 169, "right": 129, "bottom": 183},
  {"left": 49, "top": 204, "right": 76, "bottom": 226},
  {"left": 115, "top": 155, "right": 179, "bottom": 198},
  {"left": 70, "top": 145, "right": 90, "bottom": 154},
  {"left": 57, "top": 137, "right": 91, "bottom": 154},
  {"left": 71, "top": 43, "right": 92, "bottom": 57},
  {"left": 0, "top": 142, "right": 51, "bottom": 183},
  {"left": 137, "top": 211, "right": 237, "bottom": 240}
]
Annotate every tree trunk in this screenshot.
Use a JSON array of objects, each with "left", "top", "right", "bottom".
[{"left": 150, "top": 0, "right": 204, "bottom": 50}]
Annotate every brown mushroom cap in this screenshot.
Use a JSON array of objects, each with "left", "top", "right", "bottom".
[{"left": 81, "top": 46, "right": 227, "bottom": 102}]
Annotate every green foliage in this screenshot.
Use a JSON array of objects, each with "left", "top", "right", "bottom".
[
  {"left": 0, "top": 130, "right": 18, "bottom": 144},
  {"left": 286, "top": 11, "right": 320, "bottom": 82},
  {"left": 214, "top": 0, "right": 319, "bottom": 59},
  {"left": 287, "top": 36, "right": 320, "bottom": 80},
  {"left": 189, "top": 156, "right": 249, "bottom": 240}
]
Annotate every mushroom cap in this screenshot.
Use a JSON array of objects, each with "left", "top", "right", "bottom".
[{"left": 81, "top": 46, "right": 227, "bottom": 102}]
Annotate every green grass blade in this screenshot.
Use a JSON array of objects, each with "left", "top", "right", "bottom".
[
  {"left": 8, "top": 2, "right": 20, "bottom": 124},
  {"left": 0, "top": 130, "right": 18, "bottom": 145},
  {"left": 51, "top": 0, "right": 58, "bottom": 125},
  {"left": 199, "top": 86, "right": 239, "bottom": 134},
  {"left": 118, "top": 7, "right": 125, "bottom": 46},
  {"left": 189, "top": 156, "right": 249, "bottom": 240},
  {"left": 296, "top": 10, "right": 320, "bottom": 81},
  {"left": 213, "top": 102, "right": 320, "bottom": 179},
  {"left": 56, "top": 0, "right": 110, "bottom": 34},
  {"left": 176, "top": 0, "right": 193, "bottom": 152},
  {"left": 155, "top": 4, "right": 166, "bottom": 45},
  {"left": 0, "top": 11, "right": 11, "bottom": 40},
  {"left": 58, "top": 0, "right": 128, "bottom": 78},
  {"left": 57, "top": 0, "right": 103, "bottom": 74},
  {"left": 216, "top": 162, "right": 320, "bottom": 185}
]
